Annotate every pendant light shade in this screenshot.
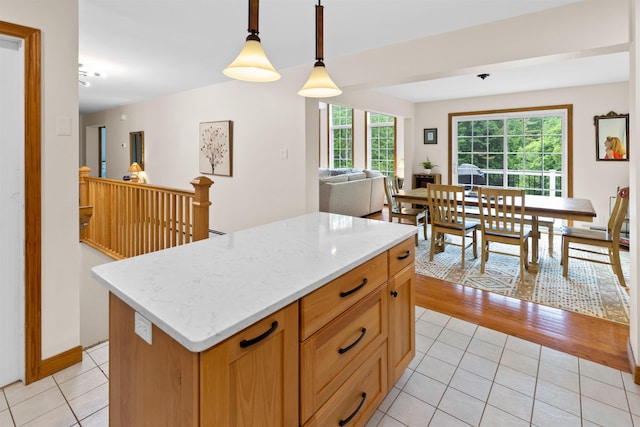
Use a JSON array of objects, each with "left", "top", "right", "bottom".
[
  {"left": 223, "top": 0, "right": 281, "bottom": 82},
  {"left": 298, "top": 1, "right": 342, "bottom": 98}
]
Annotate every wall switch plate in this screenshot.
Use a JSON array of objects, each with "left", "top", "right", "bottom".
[
  {"left": 279, "top": 148, "right": 288, "bottom": 159},
  {"left": 55, "top": 116, "right": 72, "bottom": 136},
  {"left": 134, "top": 311, "right": 153, "bottom": 345}
]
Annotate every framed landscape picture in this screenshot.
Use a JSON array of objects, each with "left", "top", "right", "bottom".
[
  {"left": 199, "top": 120, "right": 233, "bottom": 176},
  {"left": 424, "top": 128, "right": 437, "bottom": 144}
]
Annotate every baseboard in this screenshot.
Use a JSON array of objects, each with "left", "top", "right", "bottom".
[
  {"left": 627, "top": 339, "right": 640, "bottom": 383},
  {"left": 38, "top": 345, "right": 83, "bottom": 379}
]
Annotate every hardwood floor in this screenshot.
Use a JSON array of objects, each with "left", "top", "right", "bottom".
[{"left": 366, "top": 210, "right": 631, "bottom": 373}]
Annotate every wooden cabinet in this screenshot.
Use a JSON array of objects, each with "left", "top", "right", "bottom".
[
  {"left": 109, "top": 237, "right": 415, "bottom": 427},
  {"left": 300, "top": 286, "right": 387, "bottom": 421},
  {"left": 200, "top": 302, "right": 299, "bottom": 426},
  {"left": 303, "top": 344, "right": 388, "bottom": 427},
  {"left": 109, "top": 294, "right": 298, "bottom": 427},
  {"left": 388, "top": 266, "right": 416, "bottom": 385},
  {"left": 300, "top": 237, "right": 416, "bottom": 426},
  {"left": 300, "top": 253, "right": 387, "bottom": 341},
  {"left": 413, "top": 173, "right": 441, "bottom": 188},
  {"left": 387, "top": 237, "right": 416, "bottom": 385}
]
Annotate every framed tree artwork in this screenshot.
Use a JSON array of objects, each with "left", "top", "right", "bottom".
[
  {"left": 594, "top": 111, "right": 629, "bottom": 161},
  {"left": 199, "top": 120, "right": 233, "bottom": 176}
]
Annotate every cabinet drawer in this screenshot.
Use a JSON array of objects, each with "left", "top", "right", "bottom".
[
  {"left": 300, "top": 287, "right": 387, "bottom": 422},
  {"left": 388, "top": 237, "right": 415, "bottom": 278},
  {"left": 303, "top": 343, "right": 388, "bottom": 427},
  {"left": 300, "top": 252, "right": 387, "bottom": 340}
]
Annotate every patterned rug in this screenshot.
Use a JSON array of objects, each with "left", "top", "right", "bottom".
[{"left": 415, "top": 229, "right": 630, "bottom": 324}]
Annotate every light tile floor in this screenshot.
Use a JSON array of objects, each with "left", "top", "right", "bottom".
[{"left": 2, "top": 308, "right": 640, "bottom": 426}]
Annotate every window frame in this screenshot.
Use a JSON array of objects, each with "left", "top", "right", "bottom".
[
  {"left": 448, "top": 104, "right": 574, "bottom": 197},
  {"left": 328, "top": 104, "right": 354, "bottom": 169},
  {"left": 366, "top": 112, "right": 396, "bottom": 178}
]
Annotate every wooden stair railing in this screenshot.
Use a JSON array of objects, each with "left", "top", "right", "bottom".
[{"left": 79, "top": 167, "right": 213, "bottom": 260}]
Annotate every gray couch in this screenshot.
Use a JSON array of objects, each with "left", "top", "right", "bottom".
[{"left": 319, "top": 168, "right": 385, "bottom": 217}]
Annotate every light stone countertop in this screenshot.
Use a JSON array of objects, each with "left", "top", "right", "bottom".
[{"left": 91, "top": 212, "right": 416, "bottom": 352}]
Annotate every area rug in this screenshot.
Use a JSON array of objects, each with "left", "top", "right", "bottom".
[{"left": 414, "top": 229, "right": 630, "bottom": 324}]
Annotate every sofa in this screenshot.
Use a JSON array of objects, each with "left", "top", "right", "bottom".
[{"left": 319, "top": 168, "right": 385, "bottom": 217}]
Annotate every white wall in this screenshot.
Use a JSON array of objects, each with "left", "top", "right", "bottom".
[
  {"left": 413, "top": 82, "right": 630, "bottom": 227},
  {"left": 82, "top": 72, "right": 312, "bottom": 233},
  {"left": 2, "top": 0, "right": 80, "bottom": 359},
  {"left": 80, "top": 246, "right": 111, "bottom": 347}
]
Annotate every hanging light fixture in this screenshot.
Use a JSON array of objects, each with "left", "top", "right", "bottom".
[
  {"left": 298, "top": 0, "right": 342, "bottom": 98},
  {"left": 223, "top": 0, "right": 280, "bottom": 82}
]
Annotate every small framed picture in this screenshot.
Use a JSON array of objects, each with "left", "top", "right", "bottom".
[
  {"left": 199, "top": 120, "right": 233, "bottom": 176},
  {"left": 424, "top": 128, "right": 437, "bottom": 145}
]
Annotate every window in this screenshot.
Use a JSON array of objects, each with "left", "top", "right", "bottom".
[
  {"left": 450, "top": 106, "right": 571, "bottom": 196},
  {"left": 367, "top": 112, "right": 396, "bottom": 178},
  {"left": 329, "top": 105, "right": 353, "bottom": 168}
]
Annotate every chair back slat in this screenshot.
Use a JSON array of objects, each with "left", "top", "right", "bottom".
[
  {"left": 610, "top": 186, "right": 630, "bottom": 241},
  {"left": 384, "top": 176, "right": 399, "bottom": 213},
  {"left": 478, "top": 187, "right": 526, "bottom": 238},
  {"left": 427, "top": 184, "right": 466, "bottom": 228}
]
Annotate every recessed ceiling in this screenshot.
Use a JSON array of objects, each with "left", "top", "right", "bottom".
[
  {"left": 79, "top": 0, "right": 620, "bottom": 114},
  {"left": 374, "top": 51, "right": 630, "bottom": 103}
]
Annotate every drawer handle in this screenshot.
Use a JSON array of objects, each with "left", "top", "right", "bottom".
[
  {"left": 338, "top": 328, "right": 367, "bottom": 355},
  {"left": 338, "top": 392, "right": 367, "bottom": 426},
  {"left": 397, "top": 250, "right": 411, "bottom": 260},
  {"left": 340, "top": 278, "right": 368, "bottom": 298},
  {"left": 239, "top": 321, "right": 278, "bottom": 348},
  {"left": 391, "top": 290, "right": 398, "bottom": 298}
]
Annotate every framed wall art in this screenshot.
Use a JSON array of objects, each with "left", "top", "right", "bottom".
[
  {"left": 199, "top": 120, "right": 233, "bottom": 176},
  {"left": 594, "top": 111, "right": 629, "bottom": 161},
  {"left": 424, "top": 128, "right": 437, "bottom": 145}
]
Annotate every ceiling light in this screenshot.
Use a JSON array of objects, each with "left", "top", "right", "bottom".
[
  {"left": 223, "top": 0, "right": 280, "bottom": 82},
  {"left": 79, "top": 63, "right": 105, "bottom": 87},
  {"left": 298, "top": 0, "right": 342, "bottom": 98}
]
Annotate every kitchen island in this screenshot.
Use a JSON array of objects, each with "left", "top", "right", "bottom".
[{"left": 92, "top": 212, "right": 417, "bottom": 426}]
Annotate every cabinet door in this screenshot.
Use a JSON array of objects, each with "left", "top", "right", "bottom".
[
  {"left": 387, "top": 265, "right": 415, "bottom": 386},
  {"left": 200, "top": 302, "right": 299, "bottom": 426}
]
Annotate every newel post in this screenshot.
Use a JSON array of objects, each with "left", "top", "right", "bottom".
[
  {"left": 79, "top": 166, "right": 93, "bottom": 240},
  {"left": 190, "top": 176, "right": 213, "bottom": 241},
  {"left": 79, "top": 166, "right": 91, "bottom": 206}
]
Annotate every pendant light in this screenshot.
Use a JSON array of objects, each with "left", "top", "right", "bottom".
[
  {"left": 298, "top": 0, "right": 342, "bottom": 98},
  {"left": 223, "top": 0, "right": 281, "bottom": 82}
]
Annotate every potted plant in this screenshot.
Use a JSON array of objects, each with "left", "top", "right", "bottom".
[{"left": 422, "top": 158, "right": 436, "bottom": 173}]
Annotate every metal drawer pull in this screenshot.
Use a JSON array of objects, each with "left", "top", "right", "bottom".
[
  {"left": 339, "top": 278, "right": 368, "bottom": 298},
  {"left": 390, "top": 290, "right": 398, "bottom": 298},
  {"left": 338, "top": 328, "right": 367, "bottom": 355},
  {"left": 338, "top": 392, "right": 367, "bottom": 426},
  {"left": 397, "top": 250, "right": 411, "bottom": 260},
  {"left": 239, "top": 321, "right": 278, "bottom": 348}
]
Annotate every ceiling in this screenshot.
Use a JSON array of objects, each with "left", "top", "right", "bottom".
[{"left": 79, "top": 0, "right": 628, "bottom": 114}]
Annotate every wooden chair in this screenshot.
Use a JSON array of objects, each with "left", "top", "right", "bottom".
[
  {"left": 426, "top": 184, "right": 478, "bottom": 268},
  {"left": 561, "top": 186, "right": 629, "bottom": 287},
  {"left": 478, "top": 187, "right": 531, "bottom": 281},
  {"left": 383, "top": 176, "right": 427, "bottom": 245}
]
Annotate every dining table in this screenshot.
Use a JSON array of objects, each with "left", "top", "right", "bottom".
[{"left": 393, "top": 187, "right": 597, "bottom": 272}]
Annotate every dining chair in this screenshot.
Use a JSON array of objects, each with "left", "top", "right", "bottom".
[
  {"left": 426, "top": 184, "right": 479, "bottom": 268},
  {"left": 561, "top": 186, "right": 629, "bottom": 287},
  {"left": 383, "top": 176, "right": 427, "bottom": 245},
  {"left": 477, "top": 187, "right": 531, "bottom": 281}
]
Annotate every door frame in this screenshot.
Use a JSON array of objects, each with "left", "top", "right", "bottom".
[{"left": 0, "top": 20, "right": 79, "bottom": 385}]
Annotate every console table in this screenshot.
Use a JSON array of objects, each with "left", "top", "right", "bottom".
[{"left": 413, "top": 173, "right": 441, "bottom": 188}]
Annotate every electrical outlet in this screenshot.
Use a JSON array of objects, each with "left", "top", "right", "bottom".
[{"left": 134, "top": 311, "right": 153, "bottom": 345}]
